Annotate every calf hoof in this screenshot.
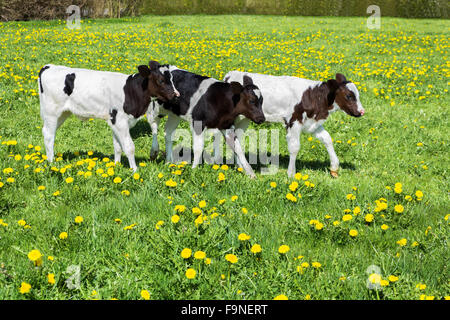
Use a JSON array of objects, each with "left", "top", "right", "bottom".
[
  {"left": 150, "top": 151, "right": 158, "bottom": 161},
  {"left": 330, "top": 170, "right": 339, "bottom": 178}
]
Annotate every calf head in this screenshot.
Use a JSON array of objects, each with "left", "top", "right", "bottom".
[
  {"left": 327, "top": 73, "right": 365, "bottom": 117},
  {"left": 231, "top": 75, "right": 265, "bottom": 124},
  {"left": 138, "top": 60, "right": 180, "bottom": 102}
]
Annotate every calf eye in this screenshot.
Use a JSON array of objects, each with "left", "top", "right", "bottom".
[{"left": 346, "top": 95, "right": 354, "bottom": 100}]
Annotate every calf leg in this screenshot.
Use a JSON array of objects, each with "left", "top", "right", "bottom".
[
  {"left": 286, "top": 121, "right": 302, "bottom": 178},
  {"left": 192, "top": 126, "right": 205, "bottom": 168},
  {"left": 109, "top": 116, "right": 137, "bottom": 171},
  {"left": 164, "top": 113, "right": 181, "bottom": 163},
  {"left": 112, "top": 132, "right": 123, "bottom": 164},
  {"left": 233, "top": 118, "right": 251, "bottom": 168},
  {"left": 147, "top": 109, "right": 161, "bottom": 161},
  {"left": 222, "top": 129, "right": 256, "bottom": 178},
  {"left": 313, "top": 126, "right": 339, "bottom": 177},
  {"left": 42, "top": 112, "right": 70, "bottom": 162}
]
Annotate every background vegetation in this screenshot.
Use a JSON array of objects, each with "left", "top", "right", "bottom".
[{"left": 1, "top": 0, "right": 448, "bottom": 21}]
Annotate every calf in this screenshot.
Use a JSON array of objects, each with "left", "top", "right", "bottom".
[
  {"left": 223, "top": 71, "right": 365, "bottom": 177},
  {"left": 38, "top": 61, "right": 179, "bottom": 171},
  {"left": 148, "top": 66, "right": 265, "bottom": 178}
]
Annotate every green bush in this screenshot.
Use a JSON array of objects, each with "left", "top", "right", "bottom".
[{"left": 141, "top": 0, "right": 448, "bottom": 18}]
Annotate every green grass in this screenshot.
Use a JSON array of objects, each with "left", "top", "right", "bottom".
[{"left": 0, "top": 15, "right": 449, "bottom": 300}]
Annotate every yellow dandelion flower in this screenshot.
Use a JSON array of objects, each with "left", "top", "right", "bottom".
[
  {"left": 194, "top": 251, "right": 206, "bottom": 260},
  {"left": 171, "top": 214, "right": 180, "bottom": 224},
  {"left": 185, "top": 268, "right": 196, "bottom": 279},
  {"left": 238, "top": 233, "right": 251, "bottom": 241},
  {"left": 19, "top": 282, "right": 31, "bottom": 294},
  {"left": 74, "top": 216, "right": 83, "bottom": 224},
  {"left": 65, "top": 177, "right": 74, "bottom": 184},
  {"left": 174, "top": 205, "right": 186, "bottom": 213},
  {"left": 28, "top": 249, "right": 42, "bottom": 266},
  {"left": 141, "top": 290, "right": 150, "bottom": 300},
  {"left": 225, "top": 253, "right": 238, "bottom": 264},
  {"left": 368, "top": 273, "right": 381, "bottom": 284},
  {"left": 289, "top": 181, "right": 299, "bottom": 191},
  {"left": 342, "top": 214, "right": 353, "bottom": 222},
  {"left": 278, "top": 245, "right": 290, "bottom": 254},
  {"left": 181, "top": 248, "right": 192, "bottom": 259},
  {"left": 388, "top": 275, "right": 399, "bottom": 282},
  {"left": 250, "top": 244, "right": 262, "bottom": 254},
  {"left": 349, "top": 229, "right": 358, "bottom": 237},
  {"left": 113, "top": 177, "right": 122, "bottom": 184},
  {"left": 165, "top": 179, "right": 177, "bottom": 187},
  {"left": 47, "top": 273, "right": 55, "bottom": 285}
]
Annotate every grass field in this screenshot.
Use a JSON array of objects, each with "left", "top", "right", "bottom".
[{"left": 0, "top": 15, "right": 448, "bottom": 300}]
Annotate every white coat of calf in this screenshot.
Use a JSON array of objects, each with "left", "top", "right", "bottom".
[
  {"left": 223, "top": 71, "right": 365, "bottom": 177},
  {"left": 38, "top": 61, "right": 179, "bottom": 171}
]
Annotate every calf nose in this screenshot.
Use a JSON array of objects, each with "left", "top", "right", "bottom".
[{"left": 360, "top": 108, "right": 365, "bottom": 116}]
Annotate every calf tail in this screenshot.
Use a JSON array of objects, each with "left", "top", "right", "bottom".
[{"left": 38, "top": 65, "right": 50, "bottom": 119}]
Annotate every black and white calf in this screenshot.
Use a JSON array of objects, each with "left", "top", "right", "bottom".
[
  {"left": 148, "top": 66, "right": 265, "bottom": 178},
  {"left": 223, "top": 71, "right": 365, "bottom": 177},
  {"left": 38, "top": 61, "right": 179, "bottom": 171}
]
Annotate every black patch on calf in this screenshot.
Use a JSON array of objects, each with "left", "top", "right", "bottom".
[
  {"left": 109, "top": 109, "right": 118, "bottom": 125},
  {"left": 160, "top": 70, "right": 209, "bottom": 116},
  {"left": 123, "top": 74, "right": 153, "bottom": 118},
  {"left": 191, "top": 81, "right": 239, "bottom": 130},
  {"left": 287, "top": 80, "right": 344, "bottom": 128},
  {"left": 63, "top": 73, "right": 76, "bottom": 96},
  {"left": 38, "top": 65, "right": 50, "bottom": 93},
  {"left": 141, "top": 77, "right": 149, "bottom": 91}
]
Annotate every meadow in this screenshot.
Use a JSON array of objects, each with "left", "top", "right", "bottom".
[{"left": 0, "top": 15, "right": 448, "bottom": 300}]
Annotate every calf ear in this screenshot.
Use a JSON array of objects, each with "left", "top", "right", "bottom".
[
  {"left": 327, "top": 79, "right": 339, "bottom": 91},
  {"left": 149, "top": 60, "right": 161, "bottom": 71},
  {"left": 326, "top": 79, "right": 339, "bottom": 106},
  {"left": 138, "top": 65, "right": 150, "bottom": 77},
  {"left": 243, "top": 75, "right": 254, "bottom": 87},
  {"left": 230, "top": 81, "right": 244, "bottom": 95},
  {"left": 336, "top": 73, "right": 347, "bottom": 84}
]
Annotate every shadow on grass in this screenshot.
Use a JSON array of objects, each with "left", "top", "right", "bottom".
[
  {"left": 57, "top": 140, "right": 356, "bottom": 174},
  {"left": 130, "top": 120, "right": 152, "bottom": 140}
]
